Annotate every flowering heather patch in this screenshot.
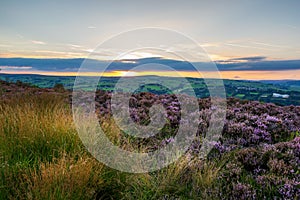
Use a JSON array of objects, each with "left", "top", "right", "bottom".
[
  {"left": 94, "top": 91, "right": 300, "bottom": 151},
  {"left": 91, "top": 91, "right": 300, "bottom": 198},
  {"left": 217, "top": 137, "right": 300, "bottom": 199}
]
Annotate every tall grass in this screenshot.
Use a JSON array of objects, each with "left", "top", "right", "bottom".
[
  {"left": 0, "top": 93, "right": 82, "bottom": 166},
  {"left": 0, "top": 93, "right": 224, "bottom": 199},
  {"left": 0, "top": 93, "right": 91, "bottom": 199}
]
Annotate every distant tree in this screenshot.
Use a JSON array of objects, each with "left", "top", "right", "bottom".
[
  {"left": 5, "top": 77, "right": 10, "bottom": 83},
  {"left": 16, "top": 80, "right": 23, "bottom": 86},
  {"left": 16, "top": 80, "right": 31, "bottom": 87},
  {"left": 53, "top": 83, "right": 65, "bottom": 92}
]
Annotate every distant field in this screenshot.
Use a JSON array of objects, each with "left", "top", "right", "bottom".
[{"left": 1, "top": 73, "right": 300, "bottom": 106}]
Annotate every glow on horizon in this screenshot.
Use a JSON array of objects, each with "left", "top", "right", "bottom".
[{"left": 2, "top": 70, "right": 300, "bottom": 80}]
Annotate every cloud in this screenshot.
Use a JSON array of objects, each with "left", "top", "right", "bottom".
[
  {"left": 216, "top": 59, "right": 300, "bottom": 71},
  {"left": 0, "top": 57, "right": 300, "bottom": 72},
  {"left": 215, "top": 56, "right": 267, "bottom": 64},
  {"left": 84, "top": 49, "right": 94, "bottom": 53},
  {"left": 68, "top": 44, "right": 82, "bottom": 48},
  {"left": 286, "top": 24, "right": 300, "bottom": 30},
  {"left": 0, "top": 66, "right": 32, "bottom": 70},
  {"left": 250, "top": 41, "right": 288, "bottom": 49},
  {"left": 200, "top": 43, "right": 220, "bottom": 47},
  {"left": 225, "top": 43, "right": 275, "bottom": 51},
  {"left": 31, "top": 40, "right": 46, "bottom": 45},
  {"left": 88, "top": 26, "right": 97, "bottom": 29},
  {"left": 227, "top": 56, "right": 267, "bottom": 62},
  {"left": 0, "top": 44, "right": 12, "bottom": 48}
]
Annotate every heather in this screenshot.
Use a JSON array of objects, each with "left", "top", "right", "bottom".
[{"left": 0, "top": 82, "right": 299, "bottom": 199}]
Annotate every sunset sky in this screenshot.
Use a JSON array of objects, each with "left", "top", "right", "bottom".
[{"left": 0, "top": 0, "right": 300, "bottom": 80}]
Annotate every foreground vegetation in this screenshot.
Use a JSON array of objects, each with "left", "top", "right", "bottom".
[{"left": 0, "top": 82, "right": 299, "bottom": 199}]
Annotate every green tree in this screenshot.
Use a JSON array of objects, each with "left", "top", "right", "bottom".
[{"left": 53, "top": 83, "right": 65, "bottom": 92}]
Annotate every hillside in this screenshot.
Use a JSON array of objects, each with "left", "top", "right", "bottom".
[{"left": 0, "top": 80, "right": 299, "bottom": 199}]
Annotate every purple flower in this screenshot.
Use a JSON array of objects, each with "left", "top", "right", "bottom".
[
  {"left": 265, "top": 115, "right": 280, "bottom": 123},
  {"left": 279, "top": 182, "right": 300, "bottom": 199}
]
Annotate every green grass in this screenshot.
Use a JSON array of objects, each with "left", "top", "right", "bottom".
[
  {"left": 235, "top": 94, "right": 245, "bottom": 98},
  {"left": 0, "top": 93, "right": 225, "bottom": 200}
]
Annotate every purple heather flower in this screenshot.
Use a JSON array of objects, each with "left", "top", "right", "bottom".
[
  {"left": 265, "top": 115, "right": 280, "bottom": 123},
  {"left": 279, "top": 182, "right": 299, "bottom": 199}
]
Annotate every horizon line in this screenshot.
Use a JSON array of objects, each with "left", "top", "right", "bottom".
[{"left": 2, "top": 70, "right": 300, "bottom": 81}]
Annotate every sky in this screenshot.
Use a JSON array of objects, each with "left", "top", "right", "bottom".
[{"left": 0, "top": 0, "right": 300, "bottom": 79}]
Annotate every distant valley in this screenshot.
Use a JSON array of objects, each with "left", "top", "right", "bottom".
[{"left": 1, "top": 73, "right": 300, "bottom": 106}]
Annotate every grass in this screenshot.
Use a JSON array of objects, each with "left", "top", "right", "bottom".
[
  {"left": 0, "top": 93, "right": 225, "bottom": 200},
  {"left": 235, "top": 94, "right": 245, "bottom": 98},
  {"left": 0, "top": 93, "right": 91, "bottom": 199}
]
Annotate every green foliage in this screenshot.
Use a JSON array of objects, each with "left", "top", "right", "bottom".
[{"left": 53, "top": 83, "right": 65, "bottom": 92}]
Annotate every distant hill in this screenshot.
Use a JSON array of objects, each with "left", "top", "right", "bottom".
[
  {"left": 1, "top": 73, "right": 300, "bottom": 106},
  {"left": 261, "top": 80, "right": 300, "bottom": 91}
]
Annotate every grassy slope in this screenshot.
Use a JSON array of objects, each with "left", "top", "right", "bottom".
[
  {"left": 0, "top": 93, "right": 225, "bottom": 200},
  {"left": 0, "top": 84, "right": 299, "bottom": 199}
]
